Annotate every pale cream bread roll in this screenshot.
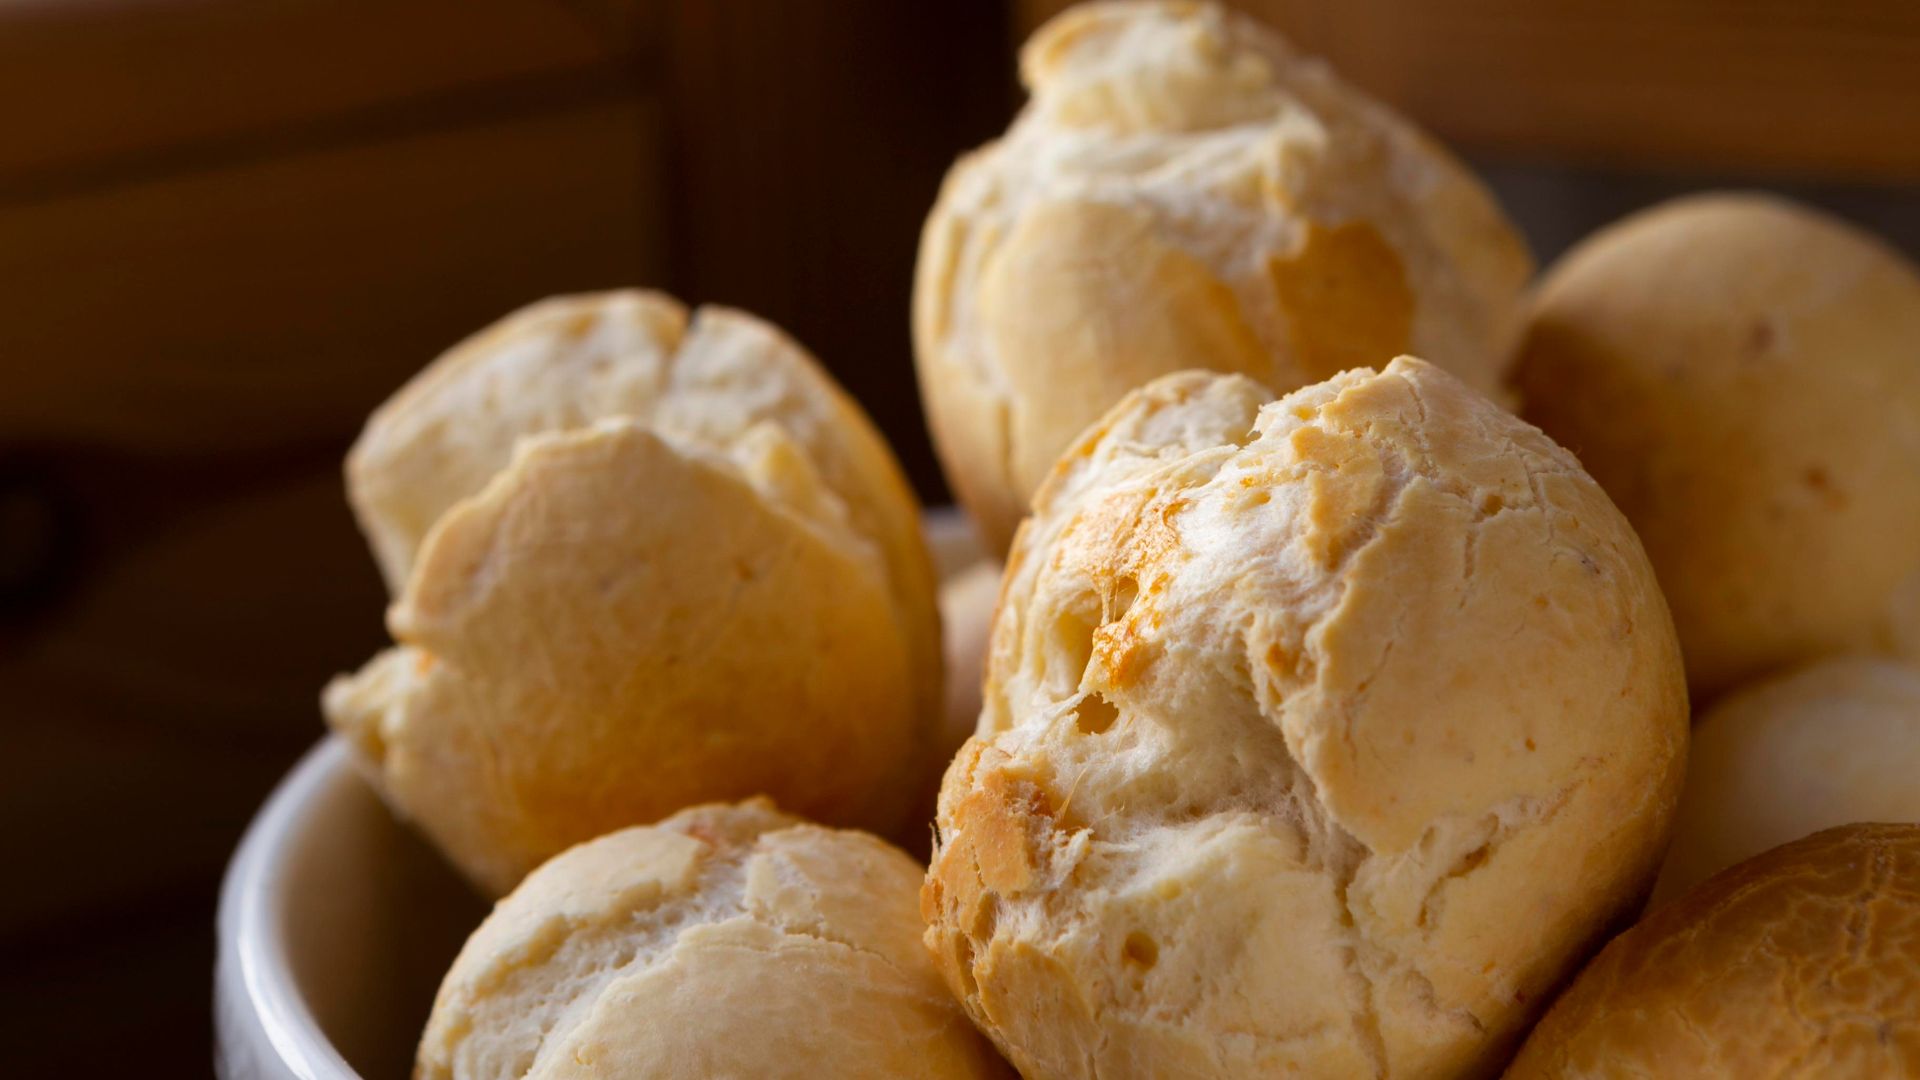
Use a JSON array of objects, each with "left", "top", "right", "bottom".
[
  {"left": 914, "top": 0, "right": 1533, "bottom": 550},
  {"left": 417, "top": 800, "right": 1013, "bottom": 1080},
  {"left": 1652, "top": 655, "right": 1920, "bottom": 903},
  {"left": 1516, "top": 193, "right": 1920, "bottom": 698},
  {"left": 325, "top": 292, "right": 941, "bottom": 895},
  {"left": 344, "top": 290, "right": 937, "bottom": 720},
  {"left": 922, "top": 359, "right": 1688, "bottom": 1078}
]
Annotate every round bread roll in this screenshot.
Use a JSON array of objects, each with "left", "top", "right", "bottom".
[
  {"left": 1652, "top": 656, "right": 1920, "bottom": 904},
  {"left": 325, "top": 293, "right": 940, "bottom": 895},
  {"left": 1508, "top": 823, "right": 1920, "bottom": 1078},
  {"left": 1515, "top": 193, "right": 1920, "bottom": 698},
  {"left": 941, "top": 559, "right": 1004, "bottom": 758},
  {"left": 344, "top": 291, "right": 937, "bottom": 702},
  {"left": 417, "top": 799, "right": 1012, "bottom": 1080},
  {"left": 914, "top": 0, "right": 1533, "bottom": 551},
  {"left": 922, "top": 359, "right": 1688, "bottom": 1078}
]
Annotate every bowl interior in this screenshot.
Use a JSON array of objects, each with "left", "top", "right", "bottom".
[{"left": 251, "top": 745, "right": 487, "bottom": 1078}]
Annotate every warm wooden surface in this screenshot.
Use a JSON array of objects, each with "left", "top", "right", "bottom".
[
  {"left": 1, "top": 99, "right": 666, "bottom": 454},
  {"left": 1, "top": 467, "right": 385, "bottom": 927},
  {"left": 1017, "top": 0, "right": 1920, "bottom": 180},
  {"left": 658, "top": 0, "right": 1012, "bottom": 484},
  {"left": 0, "top": 0, "right": 641, "bottom": 190}
]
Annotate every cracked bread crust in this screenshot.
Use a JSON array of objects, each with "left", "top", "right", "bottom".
[
  {"left": 327, "top": 421, "right": 916, "bottom": 895},
  {"left": 913, "top": 0, "right": 1532, "bottom": 550},
  {"left": 325, "top": 293, "right": 941, "bottom": 895},
  {"left": 922, "top": 359, "right": 1688, "bottom": 1078},
  {"left": 344, "top": 290, "right": 939, "bottom": 734},
  {"left": 1508, "top": 823, "right": 1920, "bottom": 1078},
  {"left": 418, "top": 800, "right": 1012, "bottom": 1080}
]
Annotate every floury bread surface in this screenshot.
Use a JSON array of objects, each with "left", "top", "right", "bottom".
[
  {"left": 1508, "top": 824, "right": 1920, "bottom": 1078},
  {"left": 914, "top": 0, "right": 1533, "bottom": 550},
  {"left": 325, "top": 292, "right": 940, "bottom": 895},
  {"left": 922, "top": 360, "right": 1688, "bottom": 1078},
  {"left": 417, "top": 801, "right": 1012, "bottom": 1080}
]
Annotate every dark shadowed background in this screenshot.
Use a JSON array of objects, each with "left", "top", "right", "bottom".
[{"left": 1, "top": 1, "right": 1916, "bottom": 1074}]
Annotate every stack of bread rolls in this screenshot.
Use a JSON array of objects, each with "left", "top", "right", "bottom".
[{"left": 318, "top": 3, "right": 1920, "bottom": 1077}]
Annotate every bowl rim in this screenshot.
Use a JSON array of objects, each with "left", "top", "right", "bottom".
[{"left": 216, "top": 737, "right": 363, "bottom": 1080}]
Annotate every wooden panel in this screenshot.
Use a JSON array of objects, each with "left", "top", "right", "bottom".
[
  {"left": 1016, "top": 0, "right": 1920, "bottom": 180},
  {"left": 7, "top": 886, "right": 219, "bottom": 1079},
  {"left": 0, "top": 0, "right": 645, "bottom": 190},
  {"left": 0, "top": 464, "right": 385, "bottom": 936},
  {"left": 558, "top": 0, "right": 658, "bottom": 48},
  {"left": 0, "top": 98, "right": 666, "bottom": 455},
  {"left": 660, "top": 0, "right": 1014, "bottom": 500}
]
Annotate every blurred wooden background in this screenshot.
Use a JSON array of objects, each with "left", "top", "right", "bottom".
[
  {"left": 1020, "top": 0, "right": 1920, "bottom": 179},
  {"left": 0, "top": 2, "right": 1010, "bottom": 1074},
  {"left": 0, "top": 0, "right": 1915, "bottom": 1074}
]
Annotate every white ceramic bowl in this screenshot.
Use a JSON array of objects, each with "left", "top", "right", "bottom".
[
  {"left": 215, "top": 510, "right": 989, "bottom": 1078},
  {"left": 215, "top": 737, "right": 487, "bottom": 1080}
]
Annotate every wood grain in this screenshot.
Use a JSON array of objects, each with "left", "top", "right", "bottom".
[
  {"left": 0, "top": 0, "right": 643, "bottom": 191},
  {"left": 660, "top": 0, "right": 1013, "bottom": 498},
  {"left": 1016, "top": 0, "right": 1920, "bottom": 180},
  {"left": 0, "top": 99, "right": 666, "bottom": 455},
  {"left": 0, "top": 464, "right": 385, "bottom": 935}
]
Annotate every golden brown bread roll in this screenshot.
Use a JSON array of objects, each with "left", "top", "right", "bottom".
[
  {"left": 1507, "top": 823, "right": 1920, "bottom": 1078},
  {"left": 914, "top": 0, "right": 1533, "bottom": 551},
  {"left": 417, "top": 800, "right": 1012, "bottom": 1080},
  {"left": 325, "top": 293, "right": 940, "bottom": 895},
  {"left": 1652, "top": 656, "right": 1920, "bottom": 904},
  {"left": 343, "top": 290, "right": 938, "bottom": 710},
  {"left": 923, "top": 359, "right": 1688, "bottom": 1078},
  {"left": 1515, "top": 193, "right": 1920, "bottom": 698}
]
